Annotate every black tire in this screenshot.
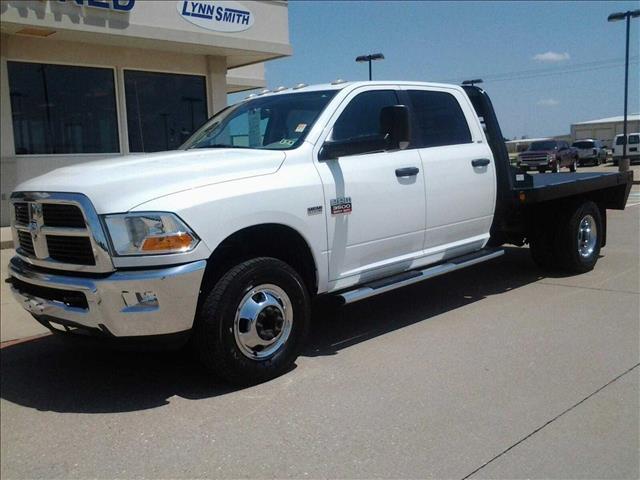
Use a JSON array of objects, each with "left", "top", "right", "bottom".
[
  {"left": 194, "top": 257, "right": 310, "bottom": 385},
  {"left": 538, "top": 167, "right": 546, "bottom": 174},
  {"left": 553, "top": 160, "right": 561, "bottom": 173},
  {"left": 554, "top": 201, "right": 602, "bottom": 273},
  {"left": 569, "top": 157, "right": 577, "bottom": 172}
]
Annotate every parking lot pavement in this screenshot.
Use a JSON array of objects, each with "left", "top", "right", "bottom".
[{"left": 0, "top": 193, "right": 638, "bottom": 479}]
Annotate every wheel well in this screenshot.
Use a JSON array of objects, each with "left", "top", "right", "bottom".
[{"left": 203, "top": 224, "right": 318, "bottom": 294}]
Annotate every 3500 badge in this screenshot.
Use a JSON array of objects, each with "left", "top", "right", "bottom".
[{"left": 330, "top": 197, "right": 352, "bottom": 215}]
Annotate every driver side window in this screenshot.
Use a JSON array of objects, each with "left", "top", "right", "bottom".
[{"left": 332, "top": 90, "right": 399, "bottom": 141}]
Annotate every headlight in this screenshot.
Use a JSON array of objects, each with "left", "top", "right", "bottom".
[{"left": 104, "top": 212, "right": 199, "bottom": 256}]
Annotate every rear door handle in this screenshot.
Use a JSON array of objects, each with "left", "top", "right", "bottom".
[
  {"left": 395, "top": 167, "right": 420, "bottom": 177},
  {"left": 472, "top": 158, "right": 491, "bottom": 167}
]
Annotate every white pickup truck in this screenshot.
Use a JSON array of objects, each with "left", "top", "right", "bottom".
[{"left": 7, "top": 81, "right": 633, "bottom": 384}]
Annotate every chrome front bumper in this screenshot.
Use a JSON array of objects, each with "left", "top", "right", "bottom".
[{"left": 7, "top": 256, "right": 206, "bottom": 337}]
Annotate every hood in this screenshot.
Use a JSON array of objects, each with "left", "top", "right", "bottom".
[{"left": 14, "top": 149, "right": 286, "bottom": 213}]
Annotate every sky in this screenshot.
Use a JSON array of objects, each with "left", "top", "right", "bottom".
[{"left": 237, "top": 1, "right": 640, "bottom": 140}]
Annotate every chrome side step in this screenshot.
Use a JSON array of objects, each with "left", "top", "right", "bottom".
[{"left": 338, "top": 248, "right": 504, "bottom": 305}]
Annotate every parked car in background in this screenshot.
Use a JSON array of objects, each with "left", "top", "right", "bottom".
[
  {"left": 518, "top": 140, "right": 579, "bottom": 173},
  {"left": 572, "top": 139, "right": 607, "bottom": 166},
  {"left": 613, "top": 133, "right": 640, "bottom": 165}
]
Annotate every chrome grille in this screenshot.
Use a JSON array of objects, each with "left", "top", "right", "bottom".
[
  {"left": 10, "top": 193, "right": 113, "bottom": 273},
  {"left": 14, "top": 203, "right": 29, "bottom": 225},
  {"left": 17, "top": 230, "right": 35, "bottom": 256},
  {"left": 42, "top": 204, "right": 86, "bottom": 228},
  {"left": 46, "top": 235, "right": 95, "bottom": 266},
  {"left": 521, "top": 154, "right": 549, "bottom": 162}
]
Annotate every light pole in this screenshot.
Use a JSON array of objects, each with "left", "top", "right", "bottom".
[
  {"left": 608, "top": 9, "right": 640, "bottom": 172},
  {"left": 355, "top": 53, "right": 384, "bottom": 81}
]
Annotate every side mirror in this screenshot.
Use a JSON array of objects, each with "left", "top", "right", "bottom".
[
  {"left": 380, "top": 105, "right": 411, "bottom": 150},
  {"left": 319, "top": 134, "right": 388, "bottom": 161}
]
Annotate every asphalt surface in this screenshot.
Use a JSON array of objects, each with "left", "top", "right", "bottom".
[{"left": 1, "top": 174, "right": 639, "bottom": 479}]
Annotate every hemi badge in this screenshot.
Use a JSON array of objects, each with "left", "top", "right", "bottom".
[{"left": 307, "top": 206, "right": 323, "bottom": 216}]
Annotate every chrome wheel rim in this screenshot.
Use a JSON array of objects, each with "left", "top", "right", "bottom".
[
  {"left": 577, "top": 214, "right": 597, "bottom": 258},
  {"left": 234, "top": 284, "right": 293, "bottom": 359}
]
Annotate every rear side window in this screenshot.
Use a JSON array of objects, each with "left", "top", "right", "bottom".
[
  {"left": 630, "top": 135, "right": 639, "bottom": 145},
  {"left": 408, "top": 90, "right": 472, "bottom": 148},
  {"left": 332, "top": 90, "right": 399, "bottom": 141}
]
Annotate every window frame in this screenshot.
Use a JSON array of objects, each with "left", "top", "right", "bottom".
[
  {"left": 6, "top": 58, "right": 122, "bottom": 157},
  {"left": 122, "top": 68, "right": 209, "bottom": 153},
  {"left": 403, "top": 87, "right": 476, "bottom": 150}
]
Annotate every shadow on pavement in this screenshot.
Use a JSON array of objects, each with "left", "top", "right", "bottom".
[
  {"left": 305, "top": 246, "right": 550, "bottom": 356},
  {"left": 1, "top": 246, "right": 555, "bottom": 414}
]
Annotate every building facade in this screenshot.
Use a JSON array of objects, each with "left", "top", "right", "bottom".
[
  {"left": 0, "top": 0, "right": 291, "bottom": 225},
  {"left": 571, "top": 114, "right": 640, "bottom": 147}
]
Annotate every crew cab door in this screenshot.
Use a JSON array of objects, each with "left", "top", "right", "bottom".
[
  {"left": 405, "top": 87, "right": 496, "bottom": 257},
  {"left": 314, "top": 88, "right": 426, "bottom": 287}
]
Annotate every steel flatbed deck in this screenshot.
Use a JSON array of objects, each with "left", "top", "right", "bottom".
[{"left": 513, "top": 171, "right": 633, "bottom": 208}]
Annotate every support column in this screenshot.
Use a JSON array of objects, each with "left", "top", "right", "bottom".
[
  {"left": 206, "top": 56, "right": 228, "bottom": 117},
  {"left": 0, "top": 36, "right": 17, "bottom": 226}
]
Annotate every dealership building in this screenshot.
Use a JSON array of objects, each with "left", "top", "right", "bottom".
[{"left": 0, "top": 0, "right": 291, "bottom": 225}]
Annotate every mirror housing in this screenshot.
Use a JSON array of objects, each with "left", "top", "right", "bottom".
[
  {"left": 319, "top": 104, "right": 411, "bottom": 160},
  {"left": 319, "top": 134, "right": 387, "bottom": 161}
]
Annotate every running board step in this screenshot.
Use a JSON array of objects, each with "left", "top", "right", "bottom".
[{"left": 338, "top": 248, "right": 504, "bottom": 305}]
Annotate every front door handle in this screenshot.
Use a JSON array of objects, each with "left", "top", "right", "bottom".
[
  {"left": 395, "top": 167, "right": 420, "bottom": 177},
  {"left": 472, "top": 158, "right": 491, "bottom": 167}
]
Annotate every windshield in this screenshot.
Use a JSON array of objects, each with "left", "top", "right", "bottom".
[
  {"left": 181, "top": 90, "right": 337, "bottom": 151},
  {"left": 529, "top": 141, "right": 557, "bottom": 151},
  {"left": 616, "top": 136, "right": 626, "bottom": 145},
  {"left": 573, "top": 141, "right": 594, "bottom": 149}
]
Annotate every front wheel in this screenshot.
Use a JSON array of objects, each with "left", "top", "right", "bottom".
[
  {"left": 553, "top": 160, "right": 561, "bottom": 173},
  {"left": 569, "top": 157, "right": 577, "bottom": 172},
  {"left": 194, "top": 257, "right": 311, "bottom": 385}
]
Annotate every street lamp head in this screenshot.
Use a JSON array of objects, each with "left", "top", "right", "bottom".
[
  {"left": 607, "top": 10, "right": 640, "bottom": 22},
  {"left": 355, "top": 53, "right": 385, "bottom": 62},
  {"left": 462, "top": 79, "right": 483, "bottom": 86},
  {"left": 608, "top": 12, "right": 627, "bottom": 22}
]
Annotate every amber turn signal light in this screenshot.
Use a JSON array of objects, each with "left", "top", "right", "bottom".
[{"left": 141, "top": 232, "right": 195, "bottom": 252}]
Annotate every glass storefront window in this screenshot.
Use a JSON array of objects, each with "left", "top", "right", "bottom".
[
  {"left": 7, "top": 62, "right": 119, "bottom": 155},
  {"left": 124, "top": 70, "right": 208, "bottom": 152}
]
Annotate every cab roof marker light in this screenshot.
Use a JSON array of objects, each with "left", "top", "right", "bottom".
[
  {"left": 258, "top": 89, "right": 271, "bottom": 95},
  {"left": 331, "top": 78, "right": 347, "bottom": 85},
  {"left": 273, "top": 86, "right": 287, "bottom": 92},
  {"left": 293, "top": 83, "right": 308, "bottom": 89}
]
